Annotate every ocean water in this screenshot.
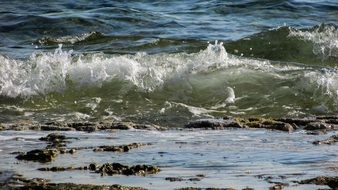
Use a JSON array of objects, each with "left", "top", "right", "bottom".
[{"left": 0, "top": 0, "right": 338, "bottom": 125}]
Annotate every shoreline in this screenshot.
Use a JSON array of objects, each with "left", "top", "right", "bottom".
[{"left": 0, "top": 116, "right": 337, "bottom": 190}]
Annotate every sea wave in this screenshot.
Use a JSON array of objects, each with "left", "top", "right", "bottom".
[
  {"left": 0, "top": 40, "right": 338, "bottom": 103},
  {"left": 289, "top": 24, "right": 338, "bottom": 58},
  {"left": 37, "top": 31, "right": 106, "bottom": 45}
]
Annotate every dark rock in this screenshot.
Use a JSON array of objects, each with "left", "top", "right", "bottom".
[
  {"left": 89, "top": 163, "right": 97, "bottom": 171},
  {"left": 16, "top": 149, "right": 58, "bottom": 163},
  {"left": 59, "top": 148, "right": 76, "bottom": 154},
  {"left": 269, "top": 184, "right": 285, "bottom": 190},
  {"left": 189, "top": 178, "right": 201, "bottom": 181},
  {"left": 165, "top": 177, "right": 201, "bottom": 182},
  {"left": 39, "top": 133, "right": 66, "bottom": 142},
  {"left": 185, "top": 119, "right": 243, "bottom": 130},
  {"left": 40, "top": 125, "right": 73, "bottom": 131},
  {"left": 186, "top": 117, "right": 296, "bottom": 132},
  {"left": 40, "top": 121, "right": 165, "bottom": 132},
  {"left": 38, "top": 166, "right": 87, "bottom": 172},
  {"left": 304, "top": 122, "right": 333, "bottom": 131},
  {"left": 69, "top": 122, "right": 98, "bottom": 132},
  {"left": 306, "top": 130, "right": 327, "bottom": 135},
  {"left": 39, "top": 167, "right": 72, "bottom": 172},
  {"left": 1, "top": 173, "right": 145, "bottom": 190},
  {"left": 102, "top": 122, "right": 166, "bottom": 131},
  {"left": 196, "top": 174, "right": 206, "bottom": 178},
  {"left": 299, "top": 176, "right": 338, "bottom": 188},
  {"left": 93, "top": 143, "right": 145, "bottom": 152},
  {"left": 165, "top": 177, "right": 184, "bottom": 182},
  {"left": 236, "top": 117, "right": 294, "bottom": 132},
  {"left": 276, "top": 117, "right": 316, "bottom": 126},
  {"left": 177, "top": 188, "right": 236, "bottom": 190},
  {"left": 316, "top": 115, "right": 338, "bottom": 120},
  {"left": 313, "top": 135, "right": 338, "bottom": 145},
  {"left": 97, "top": 163, "right": 160, "bottom": 176}
]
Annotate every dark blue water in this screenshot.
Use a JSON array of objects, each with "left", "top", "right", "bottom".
[
  {"left": 0, "top": 0, "right": 337, "bottom": 125},
  {"left": 1, "top": 0, "right": 337, "bottom": 57}
]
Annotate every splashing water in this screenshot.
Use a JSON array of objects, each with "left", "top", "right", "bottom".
[{"left": 289, "top": 24, "right": 338, "bottom": 58}]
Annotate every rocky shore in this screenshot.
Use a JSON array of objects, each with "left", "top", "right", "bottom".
[
  {"left": 1, "top": 115, "right": 337, "bottom": 133},
  {"left": 0, "top": 116, "right": 337, "bottom": 189}
]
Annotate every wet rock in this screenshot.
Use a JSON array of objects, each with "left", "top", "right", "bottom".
[
  {"left": 100, "top": 122, "right": 166, "bottom": 131},
  {"left": 276, "top": 117, "right": 316, "bottom": 126},
  {"left": 165, "top": 177, "right": 184, "bottom": 182},
  {"left": 236, "top": 117, "right": 295, "bottom": 132},
  {"left": 5, "top": 123, "right": 40, "bottom": 131},
  {"left": 68, "top": 122, "right": 98, "bottom": 132},
  {"left": 59, "top": 148, "right": 76, "bottom": 154},
  {"left": 39, "top": 121, "right": 165, "bottom": 132},
  {"left": 299, "top": 176, "right": 338, "bottom": 188},
  {"left": 185, "top": 119, "right": 243, "bottom": 130},
  {"left": 313, "top": 135, "right": 338, "bottom": 145},
  {"left": 97, "top": 163, "right": 160, "bottom": 176},
  {"left": 269, "top": 184, "right": 285, "bottom": 190},
  {"left": 109, "top": 122, "right": 134, "bottom": 130},
  {"left": 16, "top": 149, "right": 58, "bottom": 163},
  {"left": 40, "top": 125, "right": 74, "bottom": 131},
  {"left": 165, "top": 177, "right": 202, "bottom": 182},
  {"left": 93, "top": 143, "right": 146, "bottom": 152},
  {"left": 39, "top": 133, "right": 79, "bottom": 149},
  {"left": 306, "top": 130, "right": 327, "bottom": 135},
  {"left": 186, "top": 117, "right": 296, "bottom": 132},
  {"left": 89, "top": 163, "right": 97, "bottom": 171},
  {"left": 316, "top": 115, "right": 338, "bottom": 120},
  {"left": 304, "top": 122, "right": 333, "bottom": 131},
  {"left": 186, "top": 116, "right": 338, "bottom": 132},
  {"left": 39, "top": 133, "right": 67, "bottom": 147},
  {"left": 177, "top": 188, "right": 236, "bottom": 190},
  {"left": 196, "top": 174, "right": 206, "bottom": 178},
  {"left": 38, "top": 166, "right": 86, "bottom": 172},
  {"left": 132, "top": 123, "right": 165, "bottom": 131},
  {"left": 1, "top": 173, "right": 145, "bottom": 190}
]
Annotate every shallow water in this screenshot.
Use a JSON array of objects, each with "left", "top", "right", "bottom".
[
  {"left": 0, "top": 1, "right": 338, "bottom": 125},
  {"left": 0, "top": 129, "right": 337, "bottom": 189}
]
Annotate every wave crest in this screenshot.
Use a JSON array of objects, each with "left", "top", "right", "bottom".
[
  {"left": 0, "top": 42, "right": 231, "bottom": 97},
  {"left": 289, "top": 24, "right": 338, "bottom": 58}
]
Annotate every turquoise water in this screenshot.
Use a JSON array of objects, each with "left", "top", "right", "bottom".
[{"left": 0, "top": 1, "right": 338, "bottom": 125}]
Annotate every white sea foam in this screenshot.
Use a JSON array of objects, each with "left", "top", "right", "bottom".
[
  {"left": 0, "top": 41, "right": 338, "bottom": 102},
  {"left": 172, "top": 102, "right": 227, "bottom": 117},
  {"left": 0, "top": 41, "right": 243, "bottom": 97},
  {"left": 304, "top": 68, "right": 338, "bottom": 98},
  {"left": 289, "top": 25, "right": 338, "bottom": 58}
]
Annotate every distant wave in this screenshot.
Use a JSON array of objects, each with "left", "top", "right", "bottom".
[{"left": 37, "top": 31, "right": 106, "bottom": 45}]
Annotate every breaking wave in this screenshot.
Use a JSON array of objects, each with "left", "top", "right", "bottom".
[
  {"left": 0, "top": 39, "right": 338, "bottom": 102},
  {"left": 289, "top": 24, "right": 338, "bottom": 58}
]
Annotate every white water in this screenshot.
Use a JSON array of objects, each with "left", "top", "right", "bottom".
[
  {"left": 0, "top": 39, "right": 337, "bottom": 107},
  {"left": 289, "top": 25, "right": 338, "bottom": 58}
]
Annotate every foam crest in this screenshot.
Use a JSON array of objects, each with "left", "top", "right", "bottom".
[
  {"left": 1, "top": 40, "right": 338, "bottom": 101},
  {"left": 0, "top": 42, "right": 231, "bottom": 97},
  {"left": 304, "top": 68, "right": 338, "bottom": 98},
  {"left": 38, "top": 31, "right": 105, "bottom": 45},
  {"left": 289, "top": 25, "right": 338, "bottom": 58}
]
